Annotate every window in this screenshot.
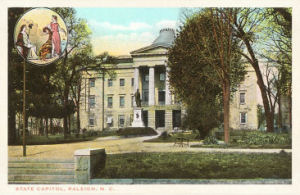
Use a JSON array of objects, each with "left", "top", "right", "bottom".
[
  {"left": 120, "top": 96, "right": 125, "bottom": 107},
  {"left": 160, "top": 73, "right": 165, "bottom": 81},
  {"left": 107, "top": 97, "right": 113, "bottom": 108},
  {"left": 131, "top": 78, "right": 134, "bottom": 86},
  {"left": 145, "top": 75, "right": 149, "bottom": 82},
  {"left": 119, "top": 115, "right": 125, "bottom": 127},
  {"left": 108, "top": 79, "right": 113, "bottom": 87},
  {"left": 89, "top": 116, "right": 94, "bottom": 126},
  {"left": 120, "top": 79, "right": 125, "bottom": 86},
  {"left": 158, "top": 91, "right": 165, "bottom": 105},
  {"left": 89, "top": 78, "right": 95, "bottom": 87},
  {"left": 240, "top": 93, "right": 245, "bottom": 104},
  {"left": 240, "top": 112, "right": 247, "bottom": 124},
  {"left": 89, "top": 95, "right": 95, "bottom": 108}
]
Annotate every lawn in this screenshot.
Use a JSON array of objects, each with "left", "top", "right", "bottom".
[
  {"left": 13, "top": 130, "right": 118, "bottom": 145},
  {"left": 191, "top": 144, "right": 291, "bottom": 149},
  {"left": 144, "top": 131, "right": 199, "bottom": 143},
  {"left": 95, "top": 152, "right": 291, "bottom": 179}
]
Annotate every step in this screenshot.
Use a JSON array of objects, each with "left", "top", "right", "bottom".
[
  {"left": 8, "top": 168, "right": 74, "bottom": 175},
  {"left": 8, "top": 180, "right": 74, "bottom": 184},
  {"left": 8, "top": 174, "right": 74, "bottom": 182},
  {"left": 9, "top": 158, "right": 73, "bottom": 163},
  {"left": 8, "top": 162, "right": 74, "bottom": 169}
]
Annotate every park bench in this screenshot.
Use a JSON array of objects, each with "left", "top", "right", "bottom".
[{"left": 174, "top": 137, "right": 189, "bottom": 147}]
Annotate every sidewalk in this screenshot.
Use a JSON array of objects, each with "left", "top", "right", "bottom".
[{"left": 8, "top": 135, "right": 291, "bottom": 160}]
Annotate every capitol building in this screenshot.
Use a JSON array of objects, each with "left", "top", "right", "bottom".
[{"left": 79, "top": 28, "right": 258, "bottom": 132}]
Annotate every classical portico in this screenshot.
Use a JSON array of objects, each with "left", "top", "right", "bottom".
[{"left": 130, "top": 28, "right": 182, "bottom": 131}]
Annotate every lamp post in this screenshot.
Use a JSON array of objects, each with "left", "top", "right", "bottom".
[{"left": 22, "top": 59, "right": 26, "bottom": 157}]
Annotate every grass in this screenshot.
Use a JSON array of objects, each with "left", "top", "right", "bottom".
[
  {"left": 95, "top": 152, "right": 291, "bottom": 179},
  {"left": 191, "top": 144, "right": 292, "bottom": 149},
  {"left": 13, "top": 130, "right": 118, "bottom": 145},
  {"left": 144, "top": 131, "right": 199, "bottom": 143}
]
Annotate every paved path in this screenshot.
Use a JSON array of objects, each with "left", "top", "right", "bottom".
[{"left": 8, "top": 135, "right": 291, "bottom": 160}]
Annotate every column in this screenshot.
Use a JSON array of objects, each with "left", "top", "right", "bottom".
[
  {"left": 133, "top": 68, "right": 139, "bottom": 107},
  {"left": 149, "top": 67, "right": 155, "bottom": 106},
  {"left": 165, "top": 67, "right": 172, "bottom": 105}
]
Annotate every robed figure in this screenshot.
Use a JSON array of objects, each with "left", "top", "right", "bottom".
[{"left": 135, "top": 89, "right": 141, "bottom": 107}]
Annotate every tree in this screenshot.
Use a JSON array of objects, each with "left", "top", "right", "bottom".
[
  {"left": 51, "top": 8, "right": 92, "bottom": 138},
  {"left": 262, "top": 8, "right": 292, "bottom": 130},
  {"left": 224, "top": 8, "right": 292, "bottom": 132},
  {"left": 8, "top": 8, "right": 29, "bottom": 144},
  {"left": 168, "top": 9, "right": 245, "bottom": 143}
]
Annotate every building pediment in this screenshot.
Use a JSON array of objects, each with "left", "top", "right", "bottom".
[{"left": 130, "top": 45, "right": 169, "bottom": 56}]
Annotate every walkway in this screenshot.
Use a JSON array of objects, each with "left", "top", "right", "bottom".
[{"left": 8, "top": 135, "right": 291, "bottom": 160}]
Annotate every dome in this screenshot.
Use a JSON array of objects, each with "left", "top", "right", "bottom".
[{"left": 151, "top": 28, "right": 175, "bottom": 48}]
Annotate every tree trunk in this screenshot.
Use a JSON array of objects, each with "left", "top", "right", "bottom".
[
  {"left": 63, "top": 87, "right": 69, "bottom": 139},
  {"left": 278, "top": 94, "right": 282, "bottom": 129},
  {"left": 76, "top": 77, "right": 81, "bottom": 134},
  {"left": 25, "top": 115, "right": 29, "bottom": 136},
  {"left": 223, "top": 78, "right": 230, "bottom": 144},
  {"left": 68, "top": 115, "right": 71, "bottom": 134},
  {"left": 50, "top": 118, "right": 53, "bottom": 135},
  {"left": 242, "top": 36, "right": 274, "bottom": 133},
  {"left": 8, "top": 109, "right": 16, "bottom": 145},
  {"left": 76, "top": 109, "right": 80, "bottom": 134},
  {"left": 45, "top": 117, "right": 48, "bottom": 138},
  {"left": 288, "top": 93, "right": 292, "bottom": 129},
  {"left": 39, "top": 117, "right": 43, "bottom": 135}
]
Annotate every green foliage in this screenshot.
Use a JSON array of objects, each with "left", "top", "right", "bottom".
[
  {"left": 117, "top": 127, "right": 157, "bottom": 137},
  {"left": 232, "top": 131, "right": 291, "bottom": 145},
  {"left": 96, "top": 152, "right": 291, "bottom": 179},
  {"left": 168, "top": 9, "right": 246, "bottom": 139},
  {"left": 182, "top": 98, "right": 222, "bottom": 139},
  {"left": 145, "top": 132, "right": 199, "bottom": 143},
  {"left": 203, "top": 136, "right": 218, "bottom": 145},
  {"left": 159, "top": 131, "right": 171, "bottom": 140},
  {"left": 257, "top": 104, "right": 266, "bottom": 129}
]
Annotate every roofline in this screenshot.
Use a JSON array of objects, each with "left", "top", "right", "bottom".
[{"left": 130, "top": 44, "right": 171, "bottom": 54}]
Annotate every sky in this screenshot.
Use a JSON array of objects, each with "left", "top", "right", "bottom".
[{"left": 75, "top": 8, "right": 181, "bottom": 56}]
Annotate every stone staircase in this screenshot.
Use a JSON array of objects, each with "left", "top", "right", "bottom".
[{"left": 8, "top": 158, "right": 75, "bottom": 184}]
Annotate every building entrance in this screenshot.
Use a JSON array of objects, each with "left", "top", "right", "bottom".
[
  {"left": 172, "top": 110, "right": 181, "bottom": 128},
  {"left": 155, "top": 110, "right": 165, "bottom": 128},
  {"left": 142, "top": 110, "right": 148, "bottom": 127}
]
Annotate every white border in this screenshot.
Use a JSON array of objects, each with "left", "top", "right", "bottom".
[{"left": 1, "top": 1, "right": 299, "bottom": 195}]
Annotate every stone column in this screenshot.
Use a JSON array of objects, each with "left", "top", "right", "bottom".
[
  {"left": 133, "top": 68, "right": 139, "bottom": 107},
  {"left": 149, "top": 67, "right": 155, "bottom": 106},
  {"left": 165, "top": 67, "right": 172, "bottom": 105}
]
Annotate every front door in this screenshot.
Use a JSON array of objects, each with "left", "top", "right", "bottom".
[
  {"left": 155, "top": 110, "right": 165, "bottom": 128},
  {"left": 142, "top": 110, "right": 148, "bottom": 127}
]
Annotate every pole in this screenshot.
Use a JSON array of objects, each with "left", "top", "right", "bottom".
[
  {"left": 102, "top": 70, "right": 104, "bottom": 131},
  {"left": 22, "top": 59, "right": 26, "bottom": 157}
]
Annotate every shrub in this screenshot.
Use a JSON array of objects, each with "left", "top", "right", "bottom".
[
  {"left": 203, "top": 136, "right": 218, "bottom": 145},
  {"left": 232, "top": 131, "right": 291, "bottom": 145},
  {"left": 117, "top": 127, "right": 157, "bottom": 137},
  {"left": 83, "top": 130, "right": 99, "bottom": 137},
  {"left": 159, "top": 131, "right": 171, "bottom": 140}
]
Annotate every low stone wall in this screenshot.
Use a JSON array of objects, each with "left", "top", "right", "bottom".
[{"left": 74, "top": 148, "right": 106, "bottom": 184}]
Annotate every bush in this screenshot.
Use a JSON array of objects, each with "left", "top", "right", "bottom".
[
  {"left": 83, "top": 130, "right": 99, "bottom": 137},
  {"left": 159, "top": 131, "right": 171, "bottom": 140},
  {"left": 203, "top": 136, "right": 218, "bottom": 145},
  {"left": 232, "top": 131, "right": 291, "bottom": 145},
  {"left": 117, "top": 127, "right": 157, "bottom": 137}
]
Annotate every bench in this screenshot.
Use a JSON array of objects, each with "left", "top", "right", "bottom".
[{"left": 174, "top": 137, "right": 189, "bottom": 147}]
